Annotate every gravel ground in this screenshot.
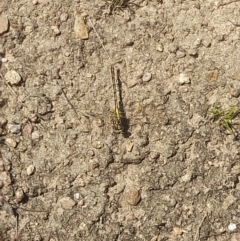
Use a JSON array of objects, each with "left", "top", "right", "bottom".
[{"left": 0, "top": 0, "right": 240, "bottom": 240}]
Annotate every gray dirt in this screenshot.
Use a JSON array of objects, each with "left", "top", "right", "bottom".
[{"left": 0, "top": 0, "right": 240, "bottom": 241}]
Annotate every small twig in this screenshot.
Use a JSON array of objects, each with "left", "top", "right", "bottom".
[
  {"left": 218, "top": 0, "right": 240, "bottom": 6},
  {"left": 56, "top": 81, "right": 80, "bottom": 120},
  {"left": 228, "top": 20, "right": 240, "bottom": 27},
  {"left": 88, "top": 17, "right": 112, "bottom": 64},
  {"left": 14, "top": 210, "right": 29, "bottom": 241},
  {"left": 194, "top": 211, "right": 207, "bottom": 241},
  {"left": 15, "top": 213, "right": 18, "bottom": 241},
  {"left": 0, "top": 72, "right": 18, "bottom": 97}
]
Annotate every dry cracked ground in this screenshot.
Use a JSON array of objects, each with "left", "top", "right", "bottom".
[{"left": 0, "top": 0, "right": 240, "bottom": 241}]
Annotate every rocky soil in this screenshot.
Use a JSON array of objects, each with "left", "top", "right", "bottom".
[{"left": 0, "top": 0, "right": 240, "bottom": 240}]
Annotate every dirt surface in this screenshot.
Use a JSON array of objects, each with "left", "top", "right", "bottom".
[{"left": 0, "top": 0, "right": 240, "bottom": 240}]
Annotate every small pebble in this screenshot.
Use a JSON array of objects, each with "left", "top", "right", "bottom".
[
  {"left": 49, "top": 238, "right": 57, "bottom": 241},
  {"left": 92, "top": 141, "right": 104, "bottom": 149},
  {"left": 58, "top": 197, "right": 75, "bottom": 209},
  {"left": 206, "top": 71, "right": 218, "bottom": 81},
  {"left": 178, "top": 73, "right": 191, "bottom": 85},
  {"left": 173, "top": 227, "right": 183, "bottom": 235},
  {"left": 142, "top": 73, "right": 152, "bottom": 82},
  {"left": 22, "top": 123, "right": 33, "bottom": 136},
  {"left": 126, "top": 189, "right": 141, "bottom": 206},
  {"left": 195, "top": 2, "right": 200, "bottom": 9},
  {"left": 34, "top": 234, "right": 42, "bottom": 241},
  {"left": 156, "top": 43, "right": 164, "bottom": 52},
  {"left": 60, "top": 13, "right": 68, "bottom": 22},
  {"left": 176, "top": 50, "right": 186, "bottom": 58},
  {"left": 168, "top": 43, "right": 178, "bottom": 53},
  {"left": 193, "top": 38, "right": 202, "bottom": 47},
  {"left": 32, "top": 130, "right": 41, "bottom": 140},
  {"left": 51, "top": 26, "right": 61, "bottom": 35},
  {"left": 0, "top": 180, "right": 3, "bottom": 189},
  {"left": 4, "top": 70, "right": 22, "bottom": 85},
  {"left": 222, "top": 195, "right": 237, "bottom": 210},
  {"left": 27, "top": 164, "right": 35, "bottom": 175},
  {"left": 74, "top": 13, "right": 88, "bottom": 40},
  {"left": 90, "top": 159, "right": 99, "bottom": 169},
  {"left": 8, "top": 123, "right": 21, "bottom": 134},
  {"left": 78, "top": 199, "right": 84, "bottom": 206},
  {"left": 87, "top": 150, "right": 95, "bottom": 157},
  {"left": 28, "top": 113, "right": 38, "bottom": 123},
  {"left": 228, "top": 223, "right": 237, "bottom": 231},
  {"left": 1, "top": 58, "right": 7, "bottom": 63},
  {"left": 0, "top": 13, "right": 9, "bottom": 34},
  {"left": 202, "top": 39, "right": 211, "bottom": 47},
  {"left": 181, "top": 171, "right": 192, "bottom": 183},
  {"left": 93, "top": 117, "right": 104, "bottom": 127},
  {"left": 230, "top": 88, "right": 240, "bottom": 98},
  {"left": 15, "top": 188, "right": 24, "bottom": 202},
  {"left": 1, "top": 171, "right": 12, "bottom": 186},
  {"left": 32, "top": 0, "right": 38, "bottom": 4},
  {"left": 125, "top": 140, "right": 134, "bottom": 152},
  {"left": 217, "top": 34, "right": 225, "bottom": 42},
  {"left": 5, "top": 138, "right": 17, "bottom": 148},
  {"left": 149, "top": 151, "right": 159, "bottom": 160},
  {"left": 22, "top": 185, "right": 29, "bottom": 193},
  {"left": 188, "top": 48, "right": 198, "bottom": 57},
  {"left": 74, "top": 193, "right": 80, "bottom": 200}
]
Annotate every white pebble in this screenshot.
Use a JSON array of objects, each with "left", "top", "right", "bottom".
[
  {"left": 5, "top": 70, "right": 22, "bottom": 85},
  {"left": 5, "top": 138, "right": 17, "bottom": 148},
  {"left": 74, "top": 193, "right": 80, "bottom": 200},
  {"left": 176, "top": 50, "right": 186, "bottom": 58},
  {"left": 181, "top": 172, "right": 192, "bottom": 183},
  {"left": 194, "top": 38, "right": 202, "bottom": 47},
  {"left": 178, "top": 73, "right": 191, "bottom": 85},
  {"left": 51, "top": 25, "right": 61, "bottom": 35},
  {"left": 27, "top": 164, "right": 35, "bottom": 175},
  {"left": 31, "top": 130, "right": 41, "bottom": 140},
  {"left": 1, "top": 58, "right": 7, "bottom": 63},
  {"left": 156, "top": 43, "right": 164, "bottom": 52},
  {"left": 125, "top": 140, "right": 134, "bottom": 152},
  {"left": 15, "top": 188, "right": 24, "bottom": 202},
  {"left": 8, "top": 123, "right": 21, "bottom": 134},
  {"left": 142, "top": 73, "right": 152, "bottom": 82},
  {"left": 228, "top": 223, "right": 237, "bottom": 231},
  {"left": 149, "top": 152, "right": 159, "bottom": 160},
  {"left": 60, "top": 13, "right": 68, "bottom": 22}
]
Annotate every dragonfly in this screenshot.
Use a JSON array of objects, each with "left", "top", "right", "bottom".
[{"left": 110, "top": 66, "right": 129, "bottom": 136}]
